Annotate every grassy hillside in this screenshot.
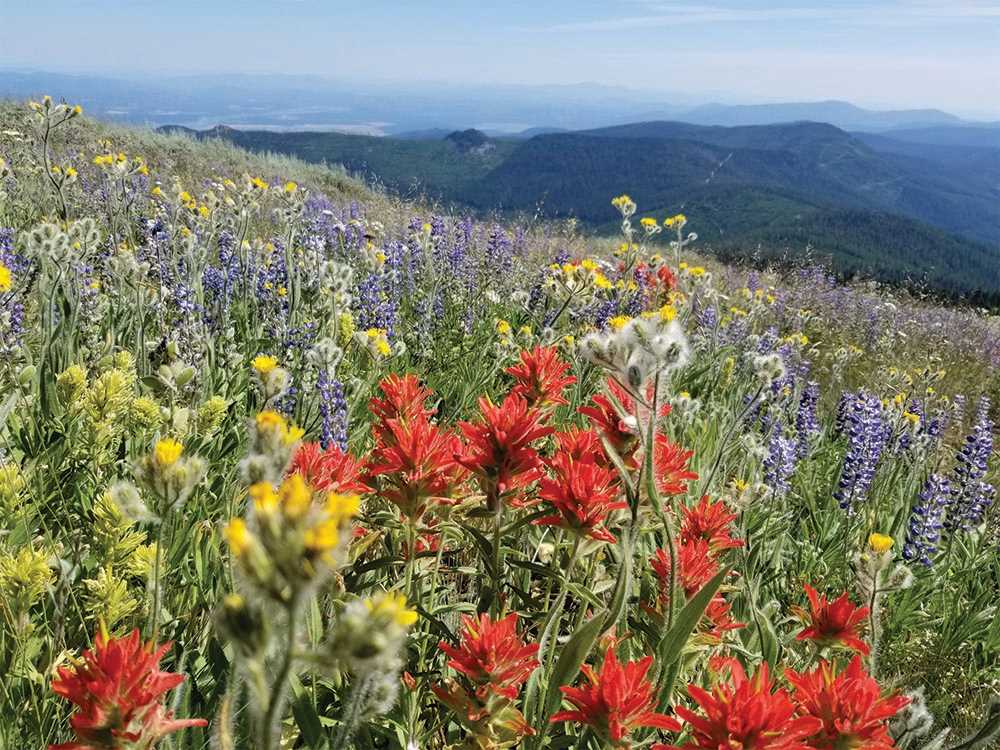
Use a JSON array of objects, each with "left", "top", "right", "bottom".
[
  {"left": 170, "top": 120, "right": 1000, "bottom": 296},
  {"left": 173, "top": 125, "right": 519, "bottom": 198}
]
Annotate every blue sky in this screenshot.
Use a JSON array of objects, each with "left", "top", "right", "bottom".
[{"left": 3, "top": 0, "right": 999, "bottom": 116}]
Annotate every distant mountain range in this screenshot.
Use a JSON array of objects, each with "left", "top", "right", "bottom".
[
  {"left": 161, "top": 119, "right": 1000, "bottom": 296},
  {"left": 4, "top": 70, "right": 1000, "bottom": 134}
]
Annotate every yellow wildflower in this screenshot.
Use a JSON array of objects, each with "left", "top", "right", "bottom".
[
  {"left": 249, "top": 482, "right": 279, "bottom": 514},
  {"left": 0, "top": 263, "right": 12, "bottom": 293},
  {"left": 366, "top": 591, "right": 418, "bottom": 628},
  {"left": 868, "top": 533, "right": 894, "bottom": 554},
  {"left": 279, "top": 474, "right": 312, "bottom": 519},
  {"left": 252, "top": 355, "right": 279, "bottom": 375},
  {"left": 154, "top": 438, "right": 183, "bottom": 468},
  {"left": 224, "top": 519, "right": 251, "bottom": 557}
]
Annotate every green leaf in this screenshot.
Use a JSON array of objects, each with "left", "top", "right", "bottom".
[
  {"left": 603, "top": 531, "right": 633, "bottom": 633},
  {"left": 655, "top": 566, "right": 730, "bottom": 709},
  {"left": 291, "top": 680, "right": 325, "bottom": 748},
  {"left": 540, "top": 610, "right": 608, "bottom": 727},
  {"left": 458, "top": 522, "right": 497, "bottom": 578}
]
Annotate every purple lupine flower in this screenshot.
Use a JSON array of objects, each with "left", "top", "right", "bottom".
[
  {"left": 795, "top": 381, "right": 820, "bottom": 457},
  {"left": 946, "top": 397, "right": 994, "bottom": 532},
  {"left": 317, "top": 369, "right": 348, "bottom": 451},
  {"left": 834, "top": 391, "right": 891, "bottom": 512},
  {"left": 696, "top": 304, "right": 718, "bottom": 333},
  {"left": 835, "top": 391, "right": 854, "bottom": 435},
  {"left": 485, "top": 225, "right": 513, "bottom": 290},
  {"left": 764, "top": 426, "right": 799, "bottom": 496},
  {"left": 903, "top": 474, "right": 951, "bottom": 566}
]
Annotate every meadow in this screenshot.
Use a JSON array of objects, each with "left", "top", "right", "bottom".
[{"left": 0, "top": 97, "right": 999, "bottom": 750}]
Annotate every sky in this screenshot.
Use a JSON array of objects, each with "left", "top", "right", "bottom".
[{"left": 3, "top": 0, "right": 999, "bottom": 117}]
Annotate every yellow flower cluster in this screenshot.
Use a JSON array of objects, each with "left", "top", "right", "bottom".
[
  {"left": 365, "top": 591, "right": 418, "bottom": 628},
  {"left": 549, "top": 258, "right": 612, "bottom": 292},
  {"left": 224, "top": 474, "right": 361, "bottom": 598},
  {"left": 252, "top": 355, "right": 280, "bottom": 376},
  {"left": 153, "top": 438, "right": 184, "bottom": 468},
  {"left": 364, "top": 328, "right": 392, "bottom": 358},
  {"left": 868, "top": 533, "right": 894, "bottom": 554},
  {"left": 256, "top": 410, "right": 305, "bottom": 447}
]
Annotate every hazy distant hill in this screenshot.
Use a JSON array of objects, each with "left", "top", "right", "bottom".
[
  {"left": 164, "top": 119, "right": 1000, "bottom": 294},
  {"left": 862, "top": 125, "right": 1000, "bottom": 150},
  {"left": 678, "top": 100, "right": 963, "bottom": 131}
]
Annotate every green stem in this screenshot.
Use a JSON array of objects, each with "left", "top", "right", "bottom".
[{"left": 261, "top": 598, "right": 300, "bottom": 750}]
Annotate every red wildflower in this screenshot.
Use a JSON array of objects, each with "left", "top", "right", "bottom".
[
  {"left": 679, "top": 495, "right": 742, "bottom": 552},
  {"left": 651, "top": 538, "right": 719, "bottom": 601},
  {"left": 662, "top": 662, "right": 822, "bottom": 750},
  {"left": 649, "top": 540, "right": 743, "bottom": 638},
  {"left": 796, "top": 584, "right": 871, "bottom": 655},
  {"left": 550, "top": 647, "right": 681, "bottom": 747},
  {"left": 657, "top": 265, "right": 677, "bottom": 292},
  {"left": 554, "top": 427, "right": 607, "bottom": 465},
  {"left": 368, "top": 417, "right": 466, "bottom": 519},
  {"left": 49, "top": 629, "right": 207, "bottom": 750},
  {"left": 438, "top": 613, "right": 539, "bottom": 701},
  {"left": 654, "top": 433, "right": 697, "bottom": 497},
  {"left": 535, "top": 449, "right": 627, "bottom": 543},
  {"left": 506, "top": 345, "right": 577, "bottom": 410},
  {"left": 456, "top": 393, "right": 554, "bottom": 510},
  {"left": 369, "top": 373, "right": 436, "bottom": 444},
  {"left": 702, "top": 597, "right": 745, "bottom": 639},
  {"left": 579, "top": 378, "right": 643, "bottom": 464},
  {"left": 287, "top": 442, "right": 372, "bottom": 494},
  {"left": 785, "top": 656, "right": 910, "bottom": 750}
]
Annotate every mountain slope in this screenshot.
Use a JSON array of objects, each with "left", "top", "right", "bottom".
[
  {"left": 169, "top": 120, "right": 1000, "bottom": 295},
  {"left": 482, "top": 123, "right": 1000, "bottom": 246},
  {"left": 166, "top": 127, "right": 518, "bottom": 196}
]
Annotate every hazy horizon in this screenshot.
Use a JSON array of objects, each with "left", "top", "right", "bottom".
[{"left": 3, "top": 0, "right": 1000, "bottom": 119}]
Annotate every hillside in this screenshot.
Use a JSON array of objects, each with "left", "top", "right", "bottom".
[
  {"left": 162, "top": 118, "right": 1000, "bottom": 296},
  {"left": 167, "top": 125, "right": 518, "bottom": 197}
]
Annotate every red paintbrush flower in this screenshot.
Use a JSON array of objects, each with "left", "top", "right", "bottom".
[
  {"left": 657, "top": 265, "right": 677, "bottom": 292},
  {"left": 679, "top": 495, "right": 743, "bottom": 552},
  {"left": 648, "top": 539, "right": 742, "bottom": 638},
  {"left": 651, "top": 538, "right": 718, "bottom": 600},
  {"left": 785, "top": 656, "right": 909, "bottom": 750},
  {"left": 287, "top": 442, "right": 372, "bottom": 495},
  {"left": 654, "top": 433, "right": 697, "bottom": 497},
  {"left": 554, "top": 427, "right": 607, "bottom": 465},
  {"left": 660, "top": 662, "right": 822, "bottom": 750},
  {"left": 455, "top": 393, "right": 554, "bottom": 510},
  {"left": 49, "top": 629, "right": 207, "bottom": 750},
  {"left": 703, "top": 598, "right": 745, "bottom": 640},
  {"left": 369, "top": 373, "right": 436, "bottom": 444},
  {"left": 579, "top": 378, "right": 645, "bottom": 465},
  {"left": 795, "top": 584, "right": 871, "bottom": 655},
  {"left": 534, "top": 449, "right": 627, "bottom": 543},
  {"left": 438, "top": 613, "right": 539, "bottom": 701},
  {"left": 506, "top": 345, "right": 577, "bottom": 410},
  {"left": 550, "top": 647, "right": 681, "bottom": 748},
  {"left": 368, "top": 417, "right": 466, "bottom": 519}
]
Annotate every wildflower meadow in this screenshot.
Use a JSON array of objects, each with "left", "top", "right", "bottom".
[{"left": 1, "top": 97, "right": 999, "bottom": 750}]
